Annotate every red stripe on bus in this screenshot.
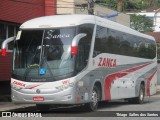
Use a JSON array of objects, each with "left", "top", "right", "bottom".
[
  {"left": 104, "top": 62, "right": 152, "bottom": 100},
  {"left": 146, "top": 70, "right": 157, "bottom": 96},
  {"left": 29, "top": 84, "right": 43, "bottom": 89}
]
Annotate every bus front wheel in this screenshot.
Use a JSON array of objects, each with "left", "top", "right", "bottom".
[{"left": 84, "top": 85, "right": 100, "bottom": 111}]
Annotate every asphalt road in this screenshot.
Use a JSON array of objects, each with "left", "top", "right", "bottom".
[
  {"left": 6, "top": 94, "right": 160, "bottom": 118},
  {"left": 42, "top": 95, "right": 160, "bottom": 117}
]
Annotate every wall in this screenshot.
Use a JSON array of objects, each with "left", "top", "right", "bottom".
[
  {"left": 0, "top": 0, "right": 56, "bottom": 81},
  {"left": 0, "top": 51, "right": 12, "bottom": 81},
  {"left": 57, "top": 1, "right": 130, "bottom": 27},
  {"left": 94, "top": 4, "right": 130, "bottom": 27},
  {"left": 45, "top": 0, "right": 57, "bottom": 15},
  {"left": 0, "top": 0, "right": 45, "bottom": 23},
  {"left": 57, "top": 0, "right": 75, "bottom": 14}
]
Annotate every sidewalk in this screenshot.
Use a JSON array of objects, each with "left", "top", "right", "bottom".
[
  {"left": 0, "top": 103, "right": 36, "bottom": 112},
  {"left": 0, "top": 85, "right": 160, "bottom": 112}
]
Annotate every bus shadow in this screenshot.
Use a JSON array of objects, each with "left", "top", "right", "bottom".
[{"left": 40, "top": 96, "right": 160, "bottom": 116}]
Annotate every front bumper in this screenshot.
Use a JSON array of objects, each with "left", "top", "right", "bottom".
[{"left": 11, "top": 87, "right": 77, "bottom": 104}]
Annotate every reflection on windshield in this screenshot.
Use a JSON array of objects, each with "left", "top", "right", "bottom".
[{"left": 13, "top": 27, "right": 76, "bottom": 82}]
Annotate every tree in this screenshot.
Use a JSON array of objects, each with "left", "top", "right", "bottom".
[
  {"left": 117, "top": 0, "right": 123, "bottom": 12},
  {"left": 130, "top": 14, "right": 153, "bottom": 32},
  {"left": 99, "top": 0, "right": 117, "bottom": 10},
  {"left": 98, "top": 0, "right": 160, "bottom": 11}
]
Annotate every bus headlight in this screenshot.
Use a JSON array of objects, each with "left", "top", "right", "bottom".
[
  {"left": 12, "top": 84, "right": 23, "bottom": 90},
  {"left": 55, "top": 82, "right": 75, "bottom": 91}
]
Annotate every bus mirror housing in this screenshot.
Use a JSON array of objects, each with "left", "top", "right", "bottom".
[
  {"left": 1, "top": 48, "right": 6, "bottom": 56},
  {"left": 71, "top": 46, "right": 78, "bottom": 55},
  {"left": 1, "top": 36, "right": 16, "bottom": 56},
  {"left": 71, "top": 33, "right": 86, "bottom": 55}
]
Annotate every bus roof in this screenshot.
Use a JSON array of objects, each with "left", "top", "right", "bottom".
[
  {"left": 20, "top": 14, "right": 155, "bottom": 41},
  {"left": 20, "top": 15, "right": 95, "bottom": 29}
]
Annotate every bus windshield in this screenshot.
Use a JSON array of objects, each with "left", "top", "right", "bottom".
[{"left": 12, "top": 27, "right": 76, "bottom": 82}]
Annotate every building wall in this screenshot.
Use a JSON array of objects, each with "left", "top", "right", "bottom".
[
  {"left": 0, "top": 52, "right": 12, "bottom": 81},
  {"left": 0, "top": 0, "right": 57, "bottom": 24},
  {"left": 45, "top": 0, "right": 57, "bottom": 15},
  {"left": 154, "top": 12, "right": 160, "bottom": 32},
  {"left": 95, "top": 4, "right": 130, "bottom": 27},
  {"left": 0, "top": 0, "right": 56, "bottom": 81},
  {"left": 0, "top": 0, "right": 45, "bottom": 24},
  {"left": 57, "top": 1, "right": 130, "bottom": 27},
  {"left": 57, "top": 0, "right": 75, "bottom": 14}
]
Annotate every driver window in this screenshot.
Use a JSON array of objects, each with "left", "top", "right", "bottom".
[{"left": 76, "top": 24, "right": 94, "bottom": 72}]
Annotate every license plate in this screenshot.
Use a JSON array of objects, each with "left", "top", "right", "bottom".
[{"left": 33, "top": 96, "right": 44, "bottom": 101}]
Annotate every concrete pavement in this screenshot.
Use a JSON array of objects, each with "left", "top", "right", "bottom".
[{"left": 0, "top": 103, "right": 36, "bottom": 112}]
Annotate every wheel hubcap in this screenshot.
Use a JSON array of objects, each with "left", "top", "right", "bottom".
[
  {"left": 140, "top": 89, "right": 144, "bottom": 101},
  {"left": 91, "top": 90, "right": 98, "bottom": 107}
]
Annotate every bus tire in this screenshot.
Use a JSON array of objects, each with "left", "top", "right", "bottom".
[
  {"left": 36, "top": 104, "right": 50, "bottom": 111},
  {"left": 135, "top": 84, "right": 145, "bottom": 104},
  {"left": 84, "top": 85, "right": 100, "bottom": 111},
  {"left": 128, "top": 84, "right": 145, "bottom": 104}
]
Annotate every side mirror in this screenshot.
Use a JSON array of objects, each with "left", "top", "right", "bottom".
[
  {"left": 71, "top": 33, "right": 86, "bottom": 55},
  {"left": 1, "top": 36, "right": 16, "bottom": 56}
]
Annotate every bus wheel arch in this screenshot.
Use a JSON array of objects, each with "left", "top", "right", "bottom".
[
  {"left": 128, "top": 81, "right": 145, "bottom": 104},
  {"left": 84, "top": 81, "right": 102, "bottom": 111},
  {"left": 135, "top": 81, "right": 145, "bottom": 104},
  {"left": 94, "top": 81, "right": 102, "bottom": 101}
]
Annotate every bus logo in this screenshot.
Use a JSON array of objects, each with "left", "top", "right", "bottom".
[
  {"left": 36, "top": 89, "right": 41, "bottom": 94},
  {"left": 13, "top": 81, "right": 26, "bottom": 87},
  {"left": 98, "top": 57, "right": 116, "bottom": 68}
]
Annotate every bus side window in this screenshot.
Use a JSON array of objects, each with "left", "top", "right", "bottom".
[
  {"left": 76, "top": 24, "right": 94, "bottom": 72},
  {"left": 93, "top": 25, "right": 108, "bottom": 57},
  {"left": 76, "top": 43, "right": 86, "bottom": 71}
]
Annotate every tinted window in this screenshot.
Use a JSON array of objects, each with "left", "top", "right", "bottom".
[
  {"left": 12, "top": 27, "right": 77, "bottom": 82},
  {"left": 94, "top": 25, "right": 156, "bottom": 59},
  {"left": 76, "top": 24, "right": 94, "bottom": 72}
]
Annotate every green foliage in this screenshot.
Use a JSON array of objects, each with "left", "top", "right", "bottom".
[
  {"left": 98, "top": 0, "right": 160, "bottom": 11},
  {"left": 99, "top": 0, "right": 117, "bottom": 10},
  {"left": 130, "top": 14, "right": 153, "bottom": 32},
  {"left": 133, "top": 43, "right": 156, "bottom": 59}
]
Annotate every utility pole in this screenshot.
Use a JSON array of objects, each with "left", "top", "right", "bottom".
[
  {"left": 117, "top": 0, "right": 123, "bottom": 12},
  {"left": 88, "top": 0, "right": 95, "bottom": 15}
]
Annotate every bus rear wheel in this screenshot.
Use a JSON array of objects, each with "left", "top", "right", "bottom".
[
  {"left": 135, "top": 84, "right": 145, "bottom": 104},
  {"left": 128, "top": 84, "right": 145, "bottom": 104},
  {"left": 85, "top": 85, "right": 100, "bottom": 111}
]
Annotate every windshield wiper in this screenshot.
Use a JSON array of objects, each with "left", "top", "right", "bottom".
[{"left": 23, "top": 47, "right": 40, "bottom": 81}]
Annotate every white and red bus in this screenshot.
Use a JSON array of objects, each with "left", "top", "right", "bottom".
[{"left": 1, "top": 15, "right": 157, "bottom": 111}]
